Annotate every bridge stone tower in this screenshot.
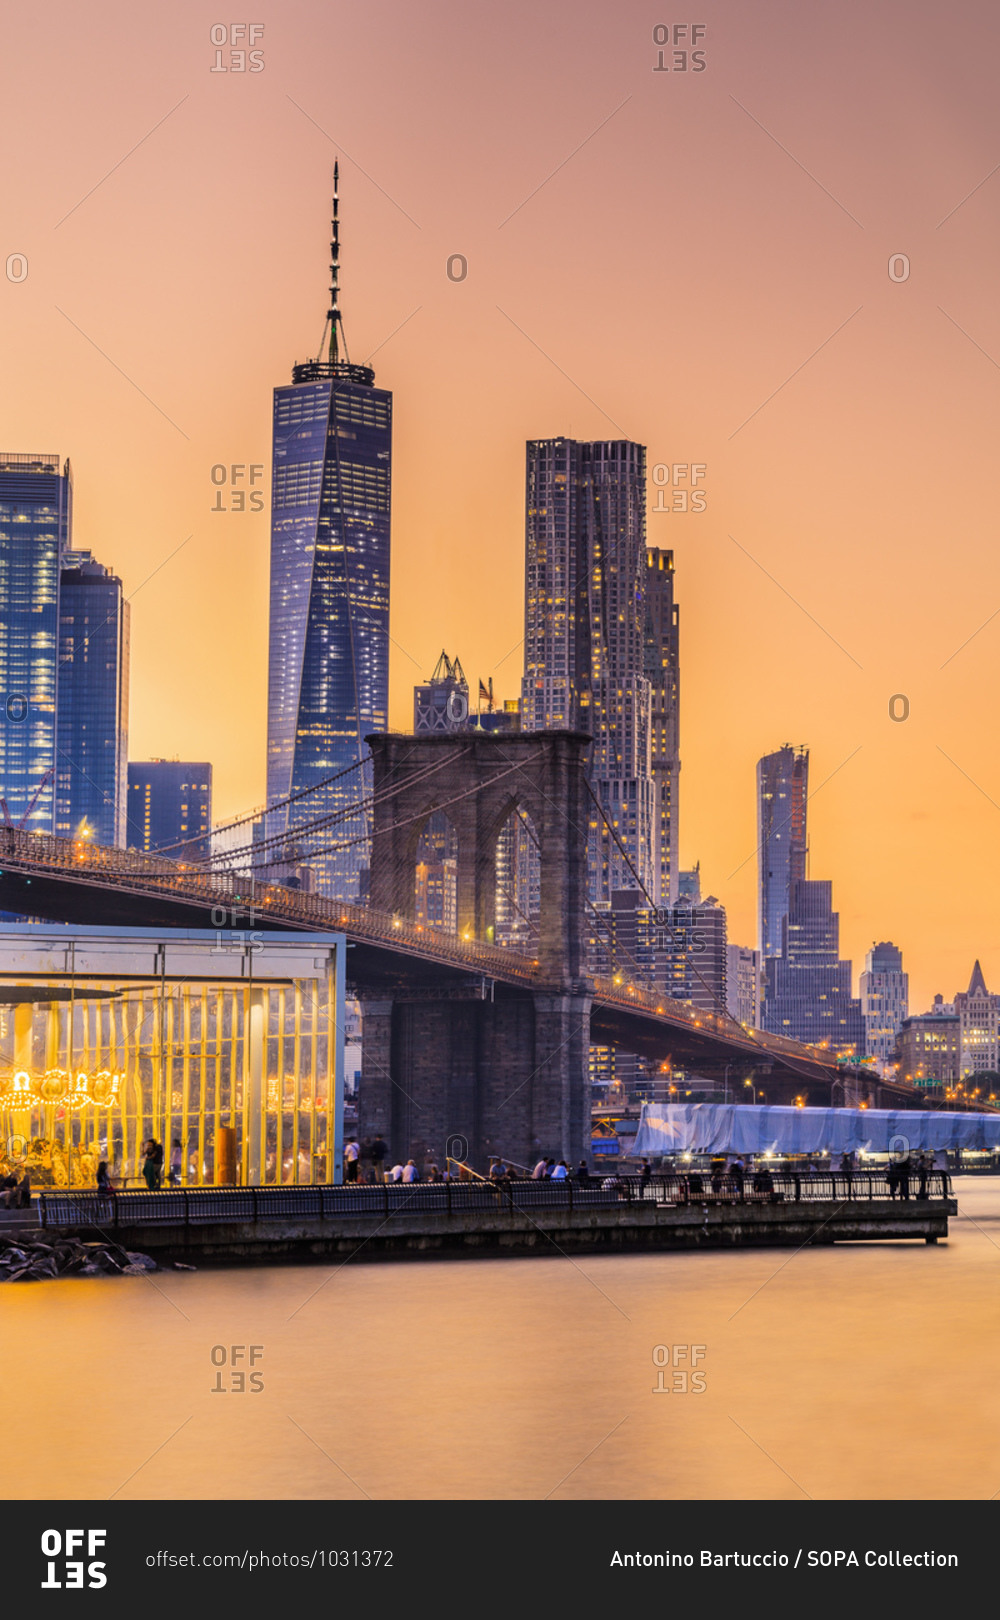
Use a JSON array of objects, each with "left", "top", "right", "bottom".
[{"left": 359, "top": 730, "right": 594, "bottom": 1171}]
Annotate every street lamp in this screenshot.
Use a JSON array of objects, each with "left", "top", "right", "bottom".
[{"left": 743, "top": 1077, "right": 757, "bottom": 1105}]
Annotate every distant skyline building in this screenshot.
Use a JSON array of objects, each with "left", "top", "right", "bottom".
[
  {"left": 645, "top": 547, "right": 680, "bottom": 908},
  {"left": 55, "top": 552, "right": 129, "bottom": 846},
  {"left": 859, "top": 941, "right": 908, "bottom": 1064},
  {"left": 266, "top": 165, "right": 391, "bottom": 900},
  {"left": 954, "top": 961, "right": 1000, "bottom": 1077},
  {"left": 726, "top": 943, "right": 761, "bottom": 1028},
  {"left": 126, "top": 761, "right": 212, "bottom": 861},
  {"left": 678, "top": 864, "right": 701, "bottom": 903},
  {"left": 659, "top": 894, "right": 727, "bottom": 1014},
  {"left": 0, "top": 452, "right": 74, "bottom": 833},
  {"left": 896, "top": 996, "right": 960, "bottom": 1089},
  {"left": 520, "top": 436, "right": 654, "bottom": 904},
  {"left": 590, "top": 890, "right": 728, "bottom": 1018},
  {"left": 758, "top": 744, "right": 809, "bottom": 963},
  {"left": 762, "top": 877, "right": 864, "bottom": 1055},
  {"left": 414, "top": 651, "right": 469, "bottom": 733}
]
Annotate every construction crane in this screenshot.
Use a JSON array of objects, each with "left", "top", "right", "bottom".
[{"left": 1, "top": 766, "right": 54, "bottom": 831}]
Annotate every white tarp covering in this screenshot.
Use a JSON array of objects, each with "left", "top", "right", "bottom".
[{"left": 630, "top": 1103, "right": 1000, "bottom": 1157}]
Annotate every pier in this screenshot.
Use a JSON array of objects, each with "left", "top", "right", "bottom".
[{"left": 29, "top": 1170, "right": 957, "bottom": 1265}]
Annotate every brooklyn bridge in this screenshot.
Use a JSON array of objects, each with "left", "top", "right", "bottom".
[{"left": 0, "top": 730, "right": 945, "bottom": 1166}]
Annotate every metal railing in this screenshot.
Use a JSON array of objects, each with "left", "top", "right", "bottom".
[
  {"left": 37, "top": 1169, "right": 952, "bottom": 1229},
  {"left": 0, "top": 827, "right": 541, "bottom": 985},
  {"left": 0, "top": 828, "right": 852, "bottom": 1073}
]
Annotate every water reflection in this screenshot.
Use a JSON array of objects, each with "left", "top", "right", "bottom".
[{"left": 4, "top": 1178, "right": 1000, "bottom": 1500}]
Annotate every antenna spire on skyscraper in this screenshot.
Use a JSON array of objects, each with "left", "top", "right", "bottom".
[
  {"left": 328, "top": 161, "right": 341, "bottom": 364},
  {"left": 296, "top": 165, "right": 373, "bottom": 386}
]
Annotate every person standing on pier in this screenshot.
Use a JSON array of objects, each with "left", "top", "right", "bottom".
[
  {"left": 142, "top": 1140, "right": 163, "bottom": 1191},
  {"left": 898, "top": 1154, "right": 912, "bottom": 1201},
  {"left": 370, "top": 1136, "right": 388, "bottom": 1183}
]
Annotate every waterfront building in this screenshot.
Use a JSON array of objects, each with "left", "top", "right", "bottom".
[
  {"left": 0, "top": 452, "right": 73, "bottom": 833},
  {"left": 266, "top": 165, "right": 391, "bottom": 900},
  {"left": 126, "top": 760, "right": 212, "bottom": 861},
  {"left": 646, "top": 547, "right": 680, "bottom": 907},
  {"left": 757, "top": 744, "right": 808, "bottom": 962},
  {"left": 726, "top": 943, "right": 760, "bottom": 1027},
  {"left": 859, "top": 941, "right": 908, "bottom": 1064},
  {"left": 520, "top": 436, "right": 653, "bottom": 903},
  {"left": 55, "top": 553, "right": 130, "bottom": 846},
  {"left": 762, "top": 878, "right": 864, "bottom": 1055},
  {"left": 954, "top": 961, "right": 1000, "bottom": 1077},
  {"left": 896, "top": 996, "right": 960, "bottom": 1089},
  {"left": 0, "top": 924, "right": 345, "bottom": 1186}
]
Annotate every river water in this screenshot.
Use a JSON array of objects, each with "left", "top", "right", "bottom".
[{"left": 6, "top": 1178, "right": 1000, "bottom": 1500}]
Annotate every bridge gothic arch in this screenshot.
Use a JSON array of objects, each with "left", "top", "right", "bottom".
[{"left": 367, "top": 730, "right": 592, "bottom": 987}]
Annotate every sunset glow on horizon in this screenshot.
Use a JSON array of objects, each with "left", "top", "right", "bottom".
[{"left": 3, "top": 0, "right": 1000, "bottom": 1008}]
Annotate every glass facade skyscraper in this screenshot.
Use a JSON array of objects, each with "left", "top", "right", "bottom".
[
  {"left": 0, "top": 453, "right": 73, "bottom": 833},
  {"left": 520, "top": 437, "right": 653, "bottom": 903},
  {"left": 126, "top": 760, "right": 212, "bottom": 860},
  {"left": 267, "top": 169, "right": 391, "bottom": 900},
  {"left": 761, "top": 878, "right": 864, "bottom": 1055},
  {"left": 56, "top": 553, "right": 130, "bottom": 845},
  {"left": 757, "top": 744, "right": 809, "bottom": 961}
]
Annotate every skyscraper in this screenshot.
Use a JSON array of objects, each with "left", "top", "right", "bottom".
[
  {"left": 761, "top": 878, "right": 864, "bottom": 1055},
  {"left": 56, "top": 552, "right": 130, "bottom": 845},
  {"left": 126, "top": 760, "right": 212, "bottom": 861},
  {"left": 520, "top": 436, "right": 653, "bottom": 902},
  {"left": 266, "top": 166, "right": 391, "bottom": 899},
  {"left": 0, "top": 453, "right": 73, "bottom": 832},
  {"left": 859, "top": 941, "right": 908, "bottom": 1064},
  {"left": 757, "top": 744, "right": 809, "bottom": 961},
  {"left": 645, "top": 547, "right": 680, "bottom": 908}
]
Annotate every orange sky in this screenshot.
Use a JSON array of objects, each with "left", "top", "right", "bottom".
[{"left": 2, "top": 0, "right": 999, "bottom": 1010}]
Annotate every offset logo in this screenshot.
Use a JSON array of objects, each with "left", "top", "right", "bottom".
[{"left": 40, "top": 1529, "right": 107, "bottom": 1589}]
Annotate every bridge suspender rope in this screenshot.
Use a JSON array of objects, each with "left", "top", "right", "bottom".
[{"left": 200, "top": 746, "right": 477, "bottom": 871}]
